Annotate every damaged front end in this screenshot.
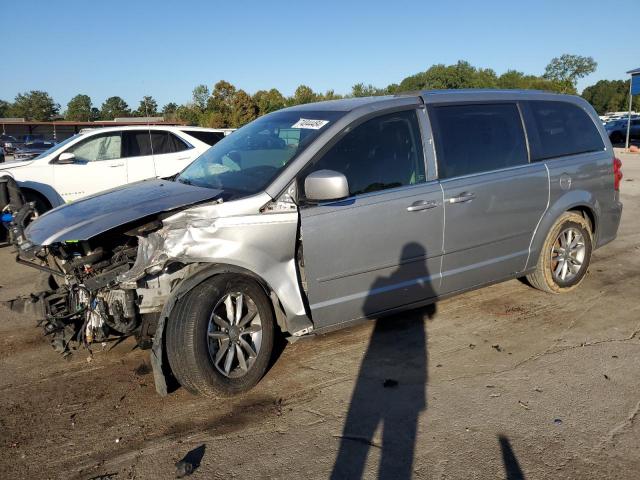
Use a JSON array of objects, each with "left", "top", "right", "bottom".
[
  {"left": 15, "top": 228, "right": 145, "bottom": 355},
  {"left": 3, "top": 177, "right": 310, "bottom": 392}
]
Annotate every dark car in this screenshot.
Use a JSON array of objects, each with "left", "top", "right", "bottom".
[
  {"left": 0, "top": 134, "right": 23, "bottom": 154},
  {"left": 13, "top": 140, "right": 56, "bottom": 161},
  {"left": 0, "top": 146, "right": 5, "bottom": 163}
]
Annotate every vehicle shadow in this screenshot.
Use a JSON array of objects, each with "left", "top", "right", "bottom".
[{"left": 331, "top": 242, "right": 437, "bottom": 479}]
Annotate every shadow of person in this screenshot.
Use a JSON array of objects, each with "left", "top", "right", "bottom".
[
  {"left": 331, "top": 242, "right": 437, "bottom": 480},
  {"left": 498, "top": 435, "right": 525, "bottom": 480}
]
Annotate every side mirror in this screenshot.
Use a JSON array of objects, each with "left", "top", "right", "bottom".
[
  {"left": 304, "top": 169, "right": 349, "bottom": 201},
  {"left": 57, "top": 152, "right": 76, "bottom": 164}
]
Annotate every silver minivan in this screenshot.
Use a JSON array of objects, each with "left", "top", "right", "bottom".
[{"left": 8, "top": 90, "right": 623, "bottom": 397}]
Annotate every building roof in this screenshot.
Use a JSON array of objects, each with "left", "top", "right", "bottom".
[
  {"left": 627, "top": 67, "right": 640, "bottom": 75},
  {"left": 0, "top": 118, "right": 186, "bottom": 126}
]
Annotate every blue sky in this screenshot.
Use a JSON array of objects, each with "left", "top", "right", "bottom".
[{"left": 1, "top": 0, "right": 637, "bottom": 110}]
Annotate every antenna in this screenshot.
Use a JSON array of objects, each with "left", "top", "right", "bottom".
[{"left": 143, "top": 95, "right": 157, "bottom": 178}]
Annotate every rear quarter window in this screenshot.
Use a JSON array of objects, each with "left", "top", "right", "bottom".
[
  {"left": 526, "top": 101, "right": 604, "bottom": 160},
  {"left": 183, "top": 130, "right": 225, "bottom": 146}
]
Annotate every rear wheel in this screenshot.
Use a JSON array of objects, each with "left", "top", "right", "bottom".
[
  {"left": 166, "top": 274, "right": 275, "bottom": 397},
  {"left": 527, "top": 212, "right": 592, "bottom": 293}
]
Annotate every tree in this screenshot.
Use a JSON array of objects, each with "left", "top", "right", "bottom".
[
  {"left": 253, "top": 88, "right": 286, "bottom": 115},
  {"left": 192, "top": 84, "right": 210, "bottom": 112},
  {"left": 581, "top": 79, "right": 640, "bottom": 114},
  {"left": 65, "top": 94, "right": 93, "bottom": 121},
  {"left": 134, "top": 95, "right": 158, "bottom": 116},
  {"left": 206, "top": 80, "right": 237, "bottom": 127},
  {"left": 90, "top": 107, "right": 100, "bottom": 121},
  {"left": 175, "top": 104, "right": 201, "bottom": 125},
  {"left": 321, "top": 90, "right": 343, "bottom": 101},
  {"left": 100, "top": 96, "right": 130, "bottom": 120},
  {"left": 544, "top": 54, "right": 597, "bottom": 91},
  {"left": 0, "top": 100, "right": 11, "bottom": 118},
  {"left": 291, "top": 85, "right": 317, "bottom": 105},
  {"left": 162, "top": 102, "right": 178, "bottom": 114},
  {"left": 351, "top": 83, "right": 385, "bottom": 97},
  {"left": 230, "top": 90, "right": 258, "bottom": 127},
  {"left": 11, "top": 90, "right": 59, "bottom": 121}
]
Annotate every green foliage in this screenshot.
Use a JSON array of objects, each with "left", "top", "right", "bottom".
[
  {"left": 134, "top": 96, "right": 158, "bottom": 116},
  {"left": 175, "top": 104, "right": 201, "bottom": 126},
  {"left": 65, "top": 94, "right": 93, "bottom": 121},
  {"left": 544, "top": 54, "right": 597, "bottom": 90},
  {"left": 230, "top": 90, "right": 258, "bottom": 127},
  {"left": 7, "top": 53, "right": 617, "bottom": 127},
  {"left": 100, "top": 96, "right": 130, "bottom": 120},
  {"left": 253, "top": 89, "right": 286, "bottom": 115},
  {"left": 0, "top": 99, "right": 12, "bottom": 117},
  {"left": 192, "top": 84, "right": 210, "bottom": 111},
  {"left": 581, "top": 79, "right": 640, "bottom": 114},
  {"left": 291, "top": 85, "right": 317, "bottom": 105},
  {"left": 10, "top": 90, "right": 59, "bottom": 121},
  {"left": 205, "top": 80, "right": 237, "bottom": 127}
]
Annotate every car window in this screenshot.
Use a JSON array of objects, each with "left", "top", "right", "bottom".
[
  {"left": 429, "top": 103, "right": 528, "bottom": 179},
  {"left": 527, "top": 101, "right": 604, "bottom": 160},
  {"left": 122, "top": 131, "right": 189, "bottom": 156},
  {"left": 66, "top": 133, "right": 122, "bottom": 162},
  {"left": 183, "top": 130, "right": 225, "bottom": 146},
  {"left": 152, "top": 132, "right": 189, "bottom": 154},
  {"left": 301, "top": 110, "right": 426, "bottom": 197}
]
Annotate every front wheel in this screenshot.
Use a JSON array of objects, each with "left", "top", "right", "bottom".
[
  {"left": 526, "top": 212, "right": 593, "bottom": 294},
  {"left": 166, "top": 274, "right": 275, "bottom": 397}
]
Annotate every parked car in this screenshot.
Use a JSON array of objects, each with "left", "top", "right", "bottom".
[
  {"left": 606, "top": 118, "right": 640, "bottom": 144},
  {"left": 6, "top": 90, "right": 622, "bottom": 397},
  {"left": 12, "top": 140, "right": 57, "bottom": 161},
  {"left": 0, "top": 126, "right": 232, "bottom": 212},
  {"left": 0, "top": 134, "right": 23, "bottom": 154}
]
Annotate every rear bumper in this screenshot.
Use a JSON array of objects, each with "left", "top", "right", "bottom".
[{"left": 595, "top": 200, "right": 622, "bottom": 249}]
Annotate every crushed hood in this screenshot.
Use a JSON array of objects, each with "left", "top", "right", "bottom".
[{"left": 25, "top": 179, "right": 222, "bottom": 245}]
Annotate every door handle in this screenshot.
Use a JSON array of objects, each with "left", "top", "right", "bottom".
[
  {"left": 177, "top": 156, "right": 191, "bottom": 160},
  {"left": 109, "top": 163, "right": 125, "bottom": 168},
  {"left": 447, "top": 191, "right": 476, "bottom": 204},
  {"left": 407, "top": 200, "right": 438, "bottom": 212}
]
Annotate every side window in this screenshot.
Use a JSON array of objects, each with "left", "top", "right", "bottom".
[
  {"left": 122, "top": 131, "right": 153, "bottom": 157},
  {"left": 527, "top": 101, "right": 604, "bottom": 160},
  {"left": 123, "top": 131, "right": 189, "bottom": 156},
  {"left": 302, "top": 110, "right": 426, "bottom": 197},
  {"left": 66, "top": 133, "right": 122, "bottom": 162},
  {"left": 151, "top": 132, "right": 189, "bottom": 154},
  {"left": 429, "top": 103, "right": 528, "bottom": 179},
  {"left": 183, "top": 130, "right": 224, "bottom": 146}
]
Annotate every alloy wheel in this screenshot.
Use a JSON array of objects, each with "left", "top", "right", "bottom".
[{"left": 207, "top": 292, "right": 263, "bottom": 378}]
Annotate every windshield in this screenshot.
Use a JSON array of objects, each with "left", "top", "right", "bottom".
[
  {"left": 176, "top": 109, "right": 345, "bottom": 196},
  {"left": 33, "top": 134, "right": 81, "bottom": 160}
]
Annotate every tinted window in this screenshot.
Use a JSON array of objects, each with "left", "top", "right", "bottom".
[
  {"left": 184, "top": 130, "right": 225, "bottom": 146},
  {"left": 66, "top": 133, "right": 121, "bottom": 162},
  {"left": 301, "top": 110, "right": 426, "bottom": 197},
  {"left": 122, "top": 131, "right": 188, "bottom": 157},
  {"left": 527, "top": 101, "right": 604, "bottom": 160},
  {"left": 429, "top": 103, "right": 528, "bottom": 179}
]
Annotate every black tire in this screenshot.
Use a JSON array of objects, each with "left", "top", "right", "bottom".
[
  {"left": 166, "top": 274, "right": 275, "bottom": 397},
  {"left": 526, "top": 212, "right": 592, "bottom": 294},
  {"left": 23, "top": 190, "right": 51, "bottom": 215},
  {"left": 610, "top": 131, "right": 624, "bottom": 145}
]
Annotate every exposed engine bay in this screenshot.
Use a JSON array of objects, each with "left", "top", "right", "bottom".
[{"left": 1, "top": 176, "right": 164, "bottom": 356}]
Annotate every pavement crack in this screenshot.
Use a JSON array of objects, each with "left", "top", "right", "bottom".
[{"left": 599, "top": 398, "right": 640, "bottom": 448}]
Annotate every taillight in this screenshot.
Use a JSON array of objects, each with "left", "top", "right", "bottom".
[{"left": 614, "top": 157, "right": 623, "bottom": 191}]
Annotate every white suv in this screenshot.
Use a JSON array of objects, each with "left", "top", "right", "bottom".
[{"left": 0, "top": 126, "right": 234, "bottom": 211}]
